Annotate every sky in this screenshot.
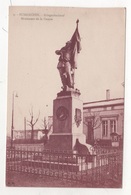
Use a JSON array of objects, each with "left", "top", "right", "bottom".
[{"left": 7, "top": 7, "right": 125, "bottom": 132}]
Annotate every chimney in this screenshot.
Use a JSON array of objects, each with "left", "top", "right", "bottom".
[{"left": 106, "top": 89, "right": 110, "bottom": 100}]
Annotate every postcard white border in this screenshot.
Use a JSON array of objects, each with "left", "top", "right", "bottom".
[{"left": 0, "top": 1, "right": 131, "bottom": 195}]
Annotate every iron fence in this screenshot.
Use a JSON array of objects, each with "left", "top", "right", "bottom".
[{"left": 6, "top": 147, "right": 122, "bottom": 187}]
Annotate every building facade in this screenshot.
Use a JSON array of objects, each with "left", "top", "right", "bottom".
[{"left": 83, "top": 98, "right": 124, "bottom": 146}]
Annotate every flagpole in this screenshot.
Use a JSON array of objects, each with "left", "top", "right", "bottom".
[
  {"left": 76, "top": 19, "right": 79, "bottom": 28},
  {"left": 73, "top": 19, "right": 79, "bottom": 88}
]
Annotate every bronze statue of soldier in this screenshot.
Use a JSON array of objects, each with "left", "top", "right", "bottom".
[{"left": 55, "top": 20, "right": 81, "bottom": 91}]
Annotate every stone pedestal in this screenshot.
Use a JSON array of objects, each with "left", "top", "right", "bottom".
[{"left": 45, "top": 89, "right": 86, "bottom": 151}]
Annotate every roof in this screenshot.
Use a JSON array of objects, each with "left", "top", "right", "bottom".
[{"left": 83, "top": 98, "right": 124, "bottom": 109}]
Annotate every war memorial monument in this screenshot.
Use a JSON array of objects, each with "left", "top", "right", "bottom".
[{"left": 45, "top": 20, "right": 89, "bottom": 154}]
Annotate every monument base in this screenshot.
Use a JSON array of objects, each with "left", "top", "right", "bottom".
[
  {"left": 45, "top": 88, "right": 90, "bottom": 153},
  {"left": 44, "top": 133, "right": 86, "bottom": 151}
]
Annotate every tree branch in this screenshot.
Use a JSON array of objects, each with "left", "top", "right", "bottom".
[
  {"left": 27, "top": 108, "right": 40, "bottom": 128},
  {"left": 84, "top": 111, "right": 102, "bottom": 131}
]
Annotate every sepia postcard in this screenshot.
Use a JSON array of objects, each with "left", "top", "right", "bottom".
[{"left": 6, "top": 6, "right": 125, "bottom": 188}]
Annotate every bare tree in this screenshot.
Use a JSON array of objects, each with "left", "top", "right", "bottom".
[
  {"left": 41, "top": 116, "right": 53, "bottom": 145},
  {"left": 27, "top": 106, "right": 40, "bottom": 141},
  {"left": 41, "top": 117, "right": 48, "bottom": 130},
  {"left": 41, "top": 116, "right": 53, "bottom": 132},
  {"left": 83, "top": 111, "right": 102, "bottom": 145}
]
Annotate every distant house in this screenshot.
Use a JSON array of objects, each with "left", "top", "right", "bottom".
[
  {"left": 83, "top": 97, "right": 124, "bottom": 146},
  {"left": 13, "top": 129, "right": 47, "bottom": 140}
]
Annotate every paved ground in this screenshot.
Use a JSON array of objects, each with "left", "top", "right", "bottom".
[
  {"left": 6, "top": 172, "right": 89, "bottom": 187},
  {"left": 6, "top": 171, "right": 122, "bottom": 188}
]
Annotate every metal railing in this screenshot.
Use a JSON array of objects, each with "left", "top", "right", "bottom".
[{"left": 6, "top": 147, "right": 122, "bottom": 186}]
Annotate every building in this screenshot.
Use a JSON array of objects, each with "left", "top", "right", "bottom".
[
  {"left": 83, "top": 97, "right": 124, "bottom": 146},
  {"left": 13, "top": 129, "right": 46, "bottom": 140}
]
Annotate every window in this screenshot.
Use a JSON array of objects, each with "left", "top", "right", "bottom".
[
  {"left": 110, "top": 120, "right": 116, "bottom": 133},
  {"left": 102, "top": 120, "right": 108, "bottom": 137}
]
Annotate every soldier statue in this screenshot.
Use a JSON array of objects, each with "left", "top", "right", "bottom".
[{"left": 55, "top": 20, "right": 81, "bottom": 90}]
